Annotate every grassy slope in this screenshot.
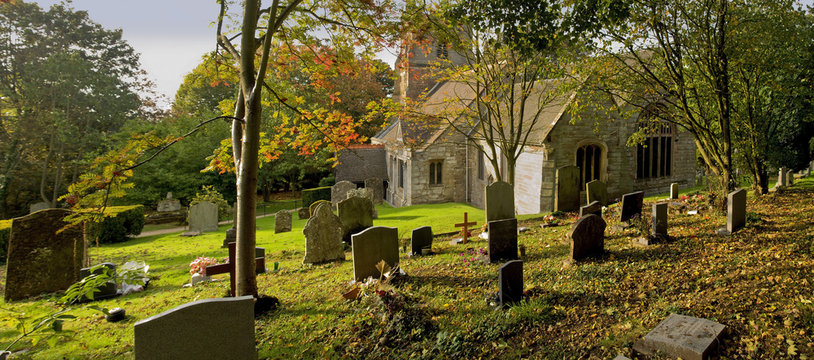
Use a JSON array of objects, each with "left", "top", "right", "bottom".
[{"left": 1, "top": 180, "right": 813, "bottom": 359}]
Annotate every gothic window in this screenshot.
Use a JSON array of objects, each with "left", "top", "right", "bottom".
[
  {"left": 576, "top": 144, "right": 602, "bottom": 190},
  {"left": 636, "top": 118, "right": 673, "bottom": 179},
  {"left": 436, "top": 43, "right": 448, "bottom": 59},
  {"left": 398, "top": 159, "right": 405, "bottom": 188},
  {"left": 429, "top": 161, "right": 443, "bottom": 185}
]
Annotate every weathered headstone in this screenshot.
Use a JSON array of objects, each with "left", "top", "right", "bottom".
[
  {"left": 297, "top": 207, "right": 310, "bottom": 220},
  {"left": 79, "top": 263, "right": 118, "bottom": 301},
  {"left": 555, "top": 166, "right": 580, "bottom": 212},
  {"left": 4, "top": 209, "right": 84, "bottom": 301},
  {"left": 29, "top": 201, "right": 50, "bottom": 214},
  {"left": 488, "top": 218, "right": 518, "bottom": 263},
  {"left": 331, "top": 180, "right": 356, "bottom": 204},
  {"left": 347, "top": 188, "right": 378, "bottom": 219},
  {"left": 585, "top": 180, "right": 608, "bottom": 205},
  {"left": 364, "top": 177, "right": 384, "bottom": 204},
  {"left": 302, "top": 202, "right": 345, "bottom": 264},
  {"left": 633, "top": 314, "right": 726, "bottom": 360},
  {"left": 134, "top": 296, "right": 257, "bottom": 360},
  {"left": 787, "top": 170, "right": 794, "bottom": 186},
  {"left": 723, "top": 188, "right": 747, "bottom": 234},
  {"left": 579, "top": 201, "right": 602, "bottom": 218},
  {"left": 670, "top": 183, "right": 679, "bottom": 199},
  {"left": 410, "top": 226, "right": 433, "bottom": 256},
  {"left": 777, "top": 167, "right": 787, "bottom": 188},
  {"left": 188, "top": 201, "right": 218, "bottom": 233},
  {"left": 351, "top": 226, "right": 399, "bottom": 282},
  {"left": 157, "top": 192, "right": 181, "bottom": 212},
  {"left": 498, "top": 260, "right": 523, "bottom": 308},
  {"left": 485, "top": 181, "right": 515, "bottom": 222},
  {"left": 221, "top": 227, "right": 236, "bottom": 248},
  {"left": 274, "top": 210, "right": 292, "bottom": 233},
  {"left": 568, "top": 214, "right": 606, "bottom": 261},
  {"left": 338, "top": 196, "right": 374, "bottom": 243},
  {"left": 309, "top": 200, "right": 331, "bottom": 217},
  {"left": 651, "top": 202, "right": 668, "bottom": 238},
  {"left": 619, "top": 191, "right": 644, "bottom": 223}
]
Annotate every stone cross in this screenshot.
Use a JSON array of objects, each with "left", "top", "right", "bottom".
[
  {"left": 454, "top": 212, "right": 477, "bottom": 244},
  {"left": 204, "top": 242, "right": 266, "bottom": 297}
]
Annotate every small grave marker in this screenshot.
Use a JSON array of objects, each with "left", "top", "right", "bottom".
[
  {"left": 274, "top": 210, "right": 292, "bottom": 233},
  {"left": 568, "top": 214, "right": 606, "bottom": 261},
  {"left": 410, "top": 226, "right": 433, "bottom": 256},
  {"left": 579, "top": 201, "right": 602, "bottom": 218},
  {"left": 453, "top": 212, "right": 477, "bottom": 244},
  {"left": 633, "top": 314, "right": 725, "bottom": 360},
  {"left": 718, "top": 188, "right": 746, "bottom": 234},
  {"left": 204, "top": 242, "right": 266, "bottom": 296},
  {"left": 651, "top": 202, "right": 668, "bottom": 238},
  {"left": 498, "top": 260, "right": 523, "bottom": 308},
  {"left": 670, "top": 183, "right": 679, "bottom": 199}
]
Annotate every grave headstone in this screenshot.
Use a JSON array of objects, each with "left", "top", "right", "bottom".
[
  {"left": 410, "top": 226, "right": 433, "bottom": 256},
  {"left": 274, "top": 210, "right": 292, "bottom": 233},
  {"left": 632, "top": 313, "right": 725, "bottom": 360},
  {"left": 188, "top": 201, "right": 218, "bottom": 233},
  {"left": 670, "top": 183, "right": 679, "bottom": 199},
  {"left": 364, "top": 177, "right": 384, "bottom": 204},
  {"left": 331, "top": 181, "right": 356, "bottom": 204},
  {"left": 787, "top": 170, "right": 794, "bottom": 186},
  {"left": 722, "top": 188, "right": 747, "bottom": 234},
  {"left": 579, "top": 201, "right": 602, "bottom": 218},
  {"left": 338, "top": 196, "right": 374, "bottom": 243},
  {"left": 485, "top": 181, "right": 515, "bottom": 222},
  {"left": 157, "top": 192, "right": 181, "bottom": 212},
  {"left": 204, "top": 242, "right": 265, "bottom": 297},
  {"left": 4, "top": 209, "right": 84, "bottom": 301},
  {"left": 79, "top": 263, "right": 118, "bottom": 301},
  {"left": 498, "top": 260, "right": 523, "bottom": 308},
  {"left": 777, "top": 167, "right": 787, "bottom": 188},
  {"left": 568, "top": 214, "right": 606, "bottom": 261},
  {"left": 488, "top": 218, "right": 519, "bottom": 263},
  {"left": 555, "top": 166, "right": 580, "bottom": 212},
  {"left": 619, "top": 191, "right": 644, "bottom": 223},
  {"left": 134, "top": 296, "right": 257, "bottom": 360},
  {"left": 221, "top": 227, "right": 236, "bottom": 248},
  {"left": 651, "top": 202, "right": 668, "bottom": 237},
  {"left": 351, "top": 226, "right": 399, "bottom": 282},
  {"left": 29, "top": 201, "right": 50, "bottom": 214},
  {"left": 585, "top": 180, "right": 608, "bottom": 205},
  {"left": 302, "top": 202, "right": 345, "bottom": 264},
  {"left": 309, "top": 200, "right": 331, "bottom": 217},
  {"left": 297, "top": 207, "right": 310, "bottom": 220},
  {"left": 347, "top": 188, "right": 378, "bottom": 219}
]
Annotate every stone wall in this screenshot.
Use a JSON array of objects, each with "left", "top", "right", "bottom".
[{"left": 410, "top": 141, "right": 467, "bottom": 205}]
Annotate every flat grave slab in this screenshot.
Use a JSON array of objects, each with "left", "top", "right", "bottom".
[{"left": 633, "top": 313, "right": 726, "bottom": 360}]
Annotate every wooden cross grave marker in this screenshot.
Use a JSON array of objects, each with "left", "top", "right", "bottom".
[
  {"left": 204, "top": 242, "right": 266, "bottom": 296},
  {"left": 454, "top": 212, "right": 478, "bottom": 244}
]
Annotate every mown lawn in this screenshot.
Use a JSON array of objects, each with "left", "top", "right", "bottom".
[{"left": 1, "top": 179, "right": 813, "bottom": 359}]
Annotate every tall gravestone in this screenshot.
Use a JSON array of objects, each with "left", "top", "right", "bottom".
[
  {"left": 619, "top": 191, "right": 644, "bottom": 223},
  {"left": 488, "top": 218, "right": 518, "bottom": 263},
  {"left": 777, "top": 168, "right": 787, "bottom": 187},
  {"left": 555, "top": 166, "right": 580, "bottom": 212},
  {"left": 364, "top": 177, "right": 384, "bottom": 204},
  {"left": 331, "top": 181, "right": 356, "bottom": 204},
  {"left": 410, "top": 226, "right": 433, "bottom": 256},
  {"left": 485, "top": 181, "right": 515, "bottom": 222},
  {"left": 338, "top": 196, "right": 374, "bottom": 243},
  {"left": 302, "top": 202, "right": 345, "bottom": 264},
  {"left": 351, "top": 226, "right": 399, "bottom": 282},
  {"left": 568, "top": 214, "right": 606, "bottom": 261},
  {"left": 725, "top": 188, "right": 747, "bottom": 234},
  {"left": 787, "top": 170, "right": 794, "bottom": 186},
  {"left": 134, "top": 296, "right": 256, "bottom": 360},
  {"left": 585, "top": 180, "right": 608, "bottom": 205},
  {"left": 4, "top": 209, "right": 84, "bottom": 301},
  {"left": 670, "top": 183, "right": 679, "bottom": 200},
  {"left": 498, "top": 260, "right": 523, "bottom": 308},
  {"left": 651, "top": 202, "right": 668, "bottom": 238},
  {"left": 157, "top": 192, "right": 181, "bottom": 212},
  {"left": 274, "top": 210, "right": 292, "bottom": 233},
  {"left": 188, "top": 201, "right": 218, "bottom": 233}
]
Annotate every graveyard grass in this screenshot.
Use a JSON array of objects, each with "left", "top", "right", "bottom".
[{"left": 1, "top": 180, "right": 814, "bottom": 358}]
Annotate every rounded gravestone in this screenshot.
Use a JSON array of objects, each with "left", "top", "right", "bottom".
[
  {"left": 302, "top": 202, "right": 345, "bottom": 264},
  {"left": 274, "top": 210, "right": 292, "bottom": 233},
  {"left": 338, "top": 196, "right": 374, "bottom": 243},
  {"left": 568, "top": 214, "right": 606, "bottom": 261}
]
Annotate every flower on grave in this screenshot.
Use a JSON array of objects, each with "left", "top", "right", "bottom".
[
  {"left": 189, "top": 256, "right": 218, "bottom": 275},
  {"left": 543, "top": 214, "right": 558, "bottom": 225},
  {"left": 460, "top": 227, "right": 471, "bottom": 237}
]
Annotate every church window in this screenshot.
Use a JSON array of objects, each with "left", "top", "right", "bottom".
[
  {"left": 576, "top": 144, "right": 602, "bottom": 190},
  {"left": 436, "top": 43, "right": 448, "bottom": 59},
  {"left": 398, "top": 159, "right": 405, "bottom": 188},
  {"left": 429, "top": 161, "right": 443, "bottom": 185},
  {"left": 636, "top": 116, "right": 673, "bottom": 179}
]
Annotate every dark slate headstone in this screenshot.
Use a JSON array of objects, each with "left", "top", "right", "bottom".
[
  {"left": 297, "top": 207, "right": 310, "bottom": 220},
  {"left": 585, "top": 180, "right": 608, "bottom": 205},
  {"left": 309, "top": 200, "right": 331, "bottom": 217},
  {"left": 302, "top": 202, "right": 345, "bottom": 264},
  {"left": 274, "top": 210, "right": 292, "bottom": 233},
  {"left": 134, "top": 296, "right": 257, "bottom": 360},
  {"left": 4, "top": 209, "right": 84, "bottom": 301},
  {"left": 670, "top": 183, "right": 679, "bottom": 199},
  {"left": 555, "top": 166, "right": 580, "bottom": 212},
  {"left": 579, "top": 201, "right": 602, "bottom": 218},
  {"left": 488, "top": 218, "right": 518, "bottom": 263},
  {"left": 364, "top": 177, "right": 384, "bottom": 204},
  {"left": 498, "top": 260, "right": 523, "bottom": 308},
  {"left": 726, "top": 188, "right": 747, "bottom": 234},
  {"left": 651, "top": 202, "right": 668, "bottom": 237},
  {"left": 351, "top": 226, "right": 399, "bottom": 282},
  {"left": 568, "top": 214, "right": 606, "bottom": 261},
  {"left": 485, "top": 181, "right": 515, "bottom": 222},
  {"left": 410, "top": 226, "right": 433, "bottom": 256},
  {"left": 620, "top": 191, "right": 644, "bottom": 223},
  {"left": 633, "top": 314, "right": 726, "bottom": 360},
  {"left": 338, "top": 196, "right": 374, "bottom": 243},
  {"left": 79, "top": 263, "right": 118, "bottom": 301}
]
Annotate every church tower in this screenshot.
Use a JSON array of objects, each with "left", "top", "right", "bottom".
[{"left": 392, "top": 34, "right": 467, "bottom": 104}]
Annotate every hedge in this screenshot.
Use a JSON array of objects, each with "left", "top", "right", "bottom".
[
  {"left": 89, "top": 205, "right": 145, "bottom": 244},
  {"left": 301, "top": 186, "right": 331, "bottom": 208}
]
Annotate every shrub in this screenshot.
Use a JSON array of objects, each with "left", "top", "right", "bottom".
[
  {"left": 301, "top": 186, "right": 331, "bottom": 207},
  {"left": 89, "top": 205, "right": 145, "bottom": 244},
  {"left": 0, "top": 219, "right": 10, "bottom": 264},
  {"left": 190, "top": 185, "right": 230, "bottom": 220}
]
